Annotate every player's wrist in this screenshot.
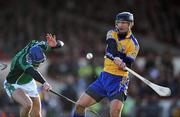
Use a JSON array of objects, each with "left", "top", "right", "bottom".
[
  {"left": 43, "top": 81, "right": 48, "bottom": 85},
  {"left": 42, "top": 82, "right": 52, "bottom": 91},
  {"left": 52, "top": 40, "right": 64, "bottom": 49}
]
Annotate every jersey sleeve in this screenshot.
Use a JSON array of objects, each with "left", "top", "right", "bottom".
[
  {"left": 25, "top": 67, "right": 46, "bottom": 84},
  {"left": 106, "top": 39, "right": 119, "bottom": 60}
]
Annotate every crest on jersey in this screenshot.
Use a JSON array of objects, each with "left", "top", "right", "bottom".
[
  {"left": 122, "top": 46, "right": 126, "bottom": 52},
  {"left": 119, "top": 45, "right": 126, "bottom": 53}
]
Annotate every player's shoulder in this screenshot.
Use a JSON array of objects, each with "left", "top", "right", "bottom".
[
  {"left": 36, "top": 40, "right": 46, "bottom": 45},
  {"left": 130, "top": 34, "right": 139, "bottom": 47},
  {"left": 26, "top": 40, "right": 39, "bottom": 48},
  {"left": 30, "top": 40, "right": 45, "bottom": 45},
  {"left": 107, "top": 29, "right": 117, "bottom": 35},
  {"left": 106, "top": 29, "right": 117, "bottom": 40},
  {"left": 30, "top": 40, "right": 38, "bottom": 44}
]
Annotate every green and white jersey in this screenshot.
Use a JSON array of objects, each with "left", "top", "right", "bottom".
[{"left": 6, "top": 40, "right": 51, "bottom": 85}]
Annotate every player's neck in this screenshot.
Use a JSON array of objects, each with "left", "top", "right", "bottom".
[{"left": 118, "top": 32, "right": 127, "bottom": 39}]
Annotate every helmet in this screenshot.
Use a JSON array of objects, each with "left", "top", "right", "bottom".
[
  {"left": 29, "top": 45, "right": 46, "bottom": 64},
  {"left": 115, "top": 12, "right": 134, "bottom": 23}
]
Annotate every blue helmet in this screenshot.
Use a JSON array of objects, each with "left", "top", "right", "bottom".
[
  {"left": 115, "top": 12, "right": 134, "bottom": 23},
  {"left": 28, "top": 45, "right": 46, "bottom": 64}
]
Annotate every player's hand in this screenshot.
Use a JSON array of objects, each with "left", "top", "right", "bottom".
[
  {"left": 46, "top": 33, "right": 57, "bottom": 47},
  {"left": 42, "top": 82, "right": 52, "bottom": 91},
  {"left": 114, "top": 57, "right": 126, "bottom": 70}
]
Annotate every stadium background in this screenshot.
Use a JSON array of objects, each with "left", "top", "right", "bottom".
[{"left": 0, "top": 0, "right": 179, "bottom": 117}]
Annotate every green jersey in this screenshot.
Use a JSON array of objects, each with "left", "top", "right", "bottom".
[{"left": 6, "top": 40, "right": 51, "bottom": 85}]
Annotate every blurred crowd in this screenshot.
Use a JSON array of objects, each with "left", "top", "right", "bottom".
[
  {"left": 1, "top": 0, "right": 180, "bottom": 58},
  {"left": 0, "top": 0, "right": 180, "bottom": 117}
]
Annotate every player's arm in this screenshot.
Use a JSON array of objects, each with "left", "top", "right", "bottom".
[
  {"left": 19, "top": 57, "right": 51, "bottom": 91},
  {"left": 106, "top": 39, "right": 119, "bottom": 59},
  {"left": 106, "top": 39, "right": 126, "bottom": 69},
  {"left": 19, "top": 58, "right": 46, "bottom": 84},
  {"left": 105, "top": 30, "right": 119, "bottom": 59},
  {"left": 105, "top": 30, "right": 126, "bottom": 69},
  {"left": 38, "top": 33, "right": 64, "bottom": 52},
  {"left": 25, "top": 67, "right": 51, "bottom": 91},
  {"left": 25, "top": 67, "right": 46, "bottom": 84}
]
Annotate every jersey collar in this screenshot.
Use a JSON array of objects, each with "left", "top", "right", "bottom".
[{"left": 125, "top": 31, "right": 132, "bottom": 38}]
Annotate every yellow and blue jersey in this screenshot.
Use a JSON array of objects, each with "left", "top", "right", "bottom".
[{"left": 104, "top": 29, "right": 139, "bottom": 76}]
